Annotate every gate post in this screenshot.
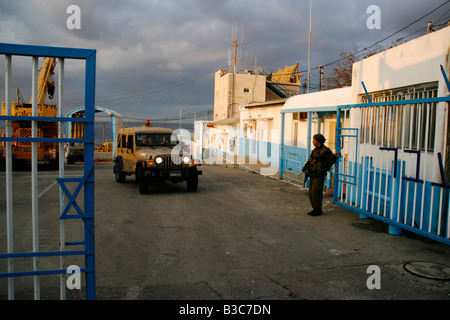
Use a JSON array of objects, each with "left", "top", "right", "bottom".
[{"left": 84, "top": 50, "right": 96, "bottom": 300}]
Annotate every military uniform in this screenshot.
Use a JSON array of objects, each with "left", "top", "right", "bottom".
[{"left": 302, "top": 135, "right": 337, "bottom": 216}]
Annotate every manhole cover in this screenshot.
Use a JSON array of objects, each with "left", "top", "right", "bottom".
[{"left": 403, "top": 262, "right": 450, "bottom": 281}]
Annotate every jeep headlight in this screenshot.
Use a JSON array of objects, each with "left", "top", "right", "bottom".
[
  {"left": 183, "top": 156, "right": 190, "bottom": 164},
  {"left": 155, "top": 157, "right": 163, "bottom": 164}
]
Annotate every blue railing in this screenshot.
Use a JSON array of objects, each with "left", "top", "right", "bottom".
[
  {"left": 0, "top": 43, "right": 96, "bottom": 299},
  {"left": 335, "top": 96, "right": 450, "bottom": 245}
]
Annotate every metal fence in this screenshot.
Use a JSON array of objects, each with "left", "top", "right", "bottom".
[
  {"left": 0, "top": 43, "right": 96, "bottom": 299},
  {"left": 334, "top": 96, "right": 450, "bottom": 245}
]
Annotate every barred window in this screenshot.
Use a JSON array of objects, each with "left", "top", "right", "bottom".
[
  {"left": 292, "top": 112, "right": 307, "bottom": 121},
  {"left": 359, "top": 83, "right": 438, "bottom": 152}
]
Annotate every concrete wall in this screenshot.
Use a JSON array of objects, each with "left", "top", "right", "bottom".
[
  {"left": 214, "top": 70, "right": 266, "bottom": 121},
  {"left": 239, "top": 102, "right": 284, "bottom": 165}
]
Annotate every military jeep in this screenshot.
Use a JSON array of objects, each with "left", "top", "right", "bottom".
[{"left": 113, "top": 125, "right": 201, "bottom": 194}]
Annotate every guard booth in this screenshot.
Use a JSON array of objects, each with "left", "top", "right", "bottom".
[{"left": 0, "top": 43, "right": 97, "bottom": 299}]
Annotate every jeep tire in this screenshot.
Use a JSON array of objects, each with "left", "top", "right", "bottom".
[
  {"left": 114, "top": 161, "right": 126, "bottom": 183},
  {"left": 67, "top": 155, "right": 75, "bottom": 165},
  {"left": 137, "top": 166, "right": 149, "bottom": 194},
  {"left": 186, "top": 167, "right": 198, "bottom": 192}
]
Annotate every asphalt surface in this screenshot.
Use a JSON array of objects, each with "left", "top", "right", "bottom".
[{"left": 1, "top": 162, "right": 449, "bottom": 301}]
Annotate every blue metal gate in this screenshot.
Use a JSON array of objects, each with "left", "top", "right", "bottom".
[
  {"left": 334, "top": 95, "right": 450, "bottom": 245},
  {"left": 0, "top": 43, "right": 96, "bottom": 299}
]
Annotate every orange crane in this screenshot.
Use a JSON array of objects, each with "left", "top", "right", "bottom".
[{"left": 1, "top": 57, "right": 59, "bottom": 169}]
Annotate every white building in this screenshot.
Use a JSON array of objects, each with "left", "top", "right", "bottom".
[
  {"left": 239, "top": 99, "right": 286, "bottom": 167},
  {"left": 350, "top": 25, "right": 450, "bottom": 182},
  {"left": 194, "top": 26, "right": 450, "bottom": 243},
  {"left": 279, "top": 25, "right": 450, "bottom": 244}
]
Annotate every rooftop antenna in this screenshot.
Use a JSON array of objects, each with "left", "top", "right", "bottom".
[
  {"left": 227, "top": 43, "right": 231, "bottom": 69},
  {"left": 231, "top": 22, "right": 243, "bottom": 74}
]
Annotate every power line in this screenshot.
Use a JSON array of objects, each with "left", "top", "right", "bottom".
[
  {"left": 300, "top": 0, "right": 450, "bottom": 74},
  {"left": 95, "top": 107, "right": 214, "bottom": 123},
  {"left": 64, "top": 71, "right": 215, "bottom": 105}
]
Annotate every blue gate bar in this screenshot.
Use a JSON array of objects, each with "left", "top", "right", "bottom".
[
  {"left": 0, "top": 268, "right": 95, "bottom": 278},
  {"left": 0, "top": 116, "right": 90, "bottom": 122},
  {"left": 335, "top": 96, "right": 450, "bottom": 246},
  {"left": 0, "top": 43, "right": 97, "bottom": 299},
  {"left": 338, "top": 96, "right": 450, "bottom": 109},
  {"left": 0, "top": 250, "right": 94, "bottom": 259}
]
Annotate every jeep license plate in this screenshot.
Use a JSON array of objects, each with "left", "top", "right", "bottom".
[{"left": 170, "top": 171, "right": 181, "bottom": 177}]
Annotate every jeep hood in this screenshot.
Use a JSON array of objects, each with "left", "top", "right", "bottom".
[{"left": 135, "top": 146, "right": 176, "bottom": 159}]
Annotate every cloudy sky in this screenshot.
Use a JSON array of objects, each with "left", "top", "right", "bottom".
[{"left": 0, "top": 0, "right": 449, "bottom": 124}]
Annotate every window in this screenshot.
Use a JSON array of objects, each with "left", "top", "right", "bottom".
[
  {"left": 293, "top": 112, "right": 307, "bottom": 121},
  {"left": 135, "top": 134, "right": 178, "bottom": 147},
  {"left": 121, "top": 134, "right": 126, "bottom": 149},
  {"left": 293, "top": 122, "right": 299, "bottom": 146},
  {"left": 127, "top": 135, "right": 134, "bottom": 149},
  {"left": 359, "top": 83, "right": 438, "bottom": 152},
  {"left": 117, "top": 134, "right": 122, "bottom": 148},
  {"left": 299, "top": 112, "right": 307, "bottom": 121}
]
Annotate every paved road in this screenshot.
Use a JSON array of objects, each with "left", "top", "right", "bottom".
[{"left": 1, "top": 162, "right": 450, "bottom": 300}]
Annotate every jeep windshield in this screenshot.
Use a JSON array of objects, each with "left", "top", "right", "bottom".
[{"left": 135, "top": 134, "right": 178, "bottom": 147}]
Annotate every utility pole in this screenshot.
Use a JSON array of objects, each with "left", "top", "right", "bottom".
[
  {"left": 319, "top": 65, "right": 323, "bottom": 91},
  {"left": 307, "top": 0, "right": 312, "bottom": 93}
]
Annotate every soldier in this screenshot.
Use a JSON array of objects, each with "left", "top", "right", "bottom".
[{"left": 302, "top": 134, "right": 339, "bottom": 216}]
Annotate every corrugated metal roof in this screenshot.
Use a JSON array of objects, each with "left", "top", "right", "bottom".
[
  {"left": 281, "top": 87, "right": 352, "bottom": 113},
  {"left": 206, "top": 116, "right": 240, "bottom": 127},
  {"left": 241, "top": 98, "right": 287, "bottom": 108}
]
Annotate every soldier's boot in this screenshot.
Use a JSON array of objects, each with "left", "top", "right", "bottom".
[{"left": 307, "top": 208, "right": 322, "bottom": 216}]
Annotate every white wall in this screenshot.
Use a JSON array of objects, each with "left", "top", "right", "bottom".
[
  {"left": 352, "top": 26, "right": 450, "bottom": 100},
  {"left": 351, "top": 26, "right": 450, "bottom": 181}
]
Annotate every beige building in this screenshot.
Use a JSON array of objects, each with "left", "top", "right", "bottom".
[
  {"left": 199, "top": 63, "right": 302, "bottom": 165},
  {"left": 213, "top": 62, "right": 301, "bottom": 121},
  {"left": 214, "top": 70, "right": 266, "bottom": 121}
]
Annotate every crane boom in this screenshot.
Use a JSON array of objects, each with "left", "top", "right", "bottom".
[{"left": 29, "top": 57, "right": 56, "bottom": 105}]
